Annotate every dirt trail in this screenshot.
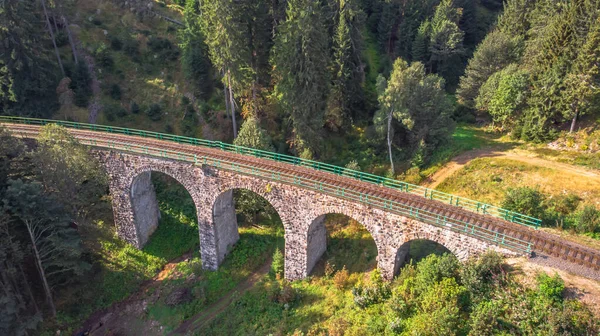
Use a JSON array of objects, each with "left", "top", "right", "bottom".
[
  {"left": 170, "top": 258, "right": 272, "bottom": 335},
  {"left": 424, "top": 148, "right": 600, "bottom": 189}
]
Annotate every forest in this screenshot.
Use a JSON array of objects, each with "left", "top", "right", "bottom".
[{"left": 1, "top": 0, "right": 600, "bottom": 334}]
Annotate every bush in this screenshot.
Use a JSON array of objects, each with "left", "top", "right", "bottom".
[
  {"left": 164, "top": 124, "right": 174, "bottom": 134},
  {"left": 537, "top": 273, "right": 564, "bottom": 303},
  {"left": 333, "top": 266, "right": 349, "bottom": 289},
  {"left": 96, "top": 45, "right": 114, "bottom": 70},
  {"left": 146, "top": 103, "right": 162, "bottom": 121},
  {"left": 109, "top": 84, "right": 122, "bottom": 100},
  {"left": 104, "top": 103, "right": 127, "bottom": 121},
  {"left": 352, "top": 270, "right": 391, "bottom": 308},
  {"left": 130, "top": 101, "right": 140, "bottom": 114},
  {"left": 110, "top": 36, "right": 123, "bottom": 50},
  {"left": 123, "top": 39, "right": 141, "bottom": 62},
  {"left": 147, "top": 36, "right": 179, "bottom": 61},
  {"left": 571, "top": 204, "right": 600, "bottom": 234},
  {"left": 270, "top": 248, "right": 284, "bottom": 279},
  {"left": 501, "top": 187, "right": 546, "bottom": 220}
]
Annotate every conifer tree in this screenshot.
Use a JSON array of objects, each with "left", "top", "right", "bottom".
[
  {"left": 271, "top": 0, "right": 330, "bottom": 157},
  {"left": 326, "top": 0, "right": 365, "bottom": 131}
]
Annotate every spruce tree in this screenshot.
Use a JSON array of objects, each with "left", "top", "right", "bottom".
[
  {"left": 326, "top": 0, "right": 365, "bottom": 131},
  {"left": 271, "top": 0, "right": 330, "bottom": 157}
]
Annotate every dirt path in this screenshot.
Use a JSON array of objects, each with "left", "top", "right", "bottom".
[
  {"left": 74, "top": 252, "right": 194, "bottom": 336},
  {"left": 169, "top": 259, "right": 272, "bottom": 335},
  {"left": 424, "top": 147, "right": 600, "bottom": 189}
]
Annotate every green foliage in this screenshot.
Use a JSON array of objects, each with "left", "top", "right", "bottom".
[
  {"left": 32, "top": 124, "right": 108, "bottom": 227},
  {"left": 501, "top": 186, "right": 546, "bottom": 220},
  {"left": 71, "top": 61, "right": 93, "bottom": 108},
  {"left": 326, "top": 0, "right": 365, "bottom": 131},
  {"left": 270, "top": 248, "right": 284, "bottom": 278},
  {"left": 129, "top": 101, "right": 140, "bottom": 114},
  {"left": 95, "top": 44, "right": 114, "bottom": 70},
  {"left": 180, "top": 2, "right": 213, "bottom": 100},
  {"left": 271, "top": 0, "right": 330, "bottom": 154},
  {"left": 536, "top": 273, "right": 564, "bottom": 303},
  {"left": 374, "top": 59, "right": 454, "bottom": 170},
  {"left": 110, "top": 36, "right": 123, "bottom": 50},
  {"left": 0, "top": 0, "right": 59, "bottom": 118},
  {"left": 571, "top": 204, "right": 600, "bottom": 234},
  {"left": 457, "top": 30, "right": 523, "bottom": 108},
  {"left": 109, "top": 83, "right": 122, "bottom": 100},
  {"left": 352, "top": 269, "right": 391, "bottom": 308},
  {"left": 147, "top": 36, "right": 179, "bottom": 62},
  {"left": 487, "top": 66, "right": 529, "bottom": 128},
  {"left": 147, "top": 103, "right": 162, "bottom": 121}
]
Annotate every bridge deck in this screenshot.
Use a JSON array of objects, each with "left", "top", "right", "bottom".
[{"left": 3, "top": 122, "right": 600, "bottom": 271}]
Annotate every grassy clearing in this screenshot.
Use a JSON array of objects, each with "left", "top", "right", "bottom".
[
  {"left": 524, "top": 146, "right": 600, "bottom": 170},
  {"left": 420, "top": 124, "right": 516, "bottom": 178},
  {"left": 436, "top": 157, "right": 600, "bottom": 206}
]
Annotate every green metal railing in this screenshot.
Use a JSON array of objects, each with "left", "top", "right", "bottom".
[
  {"left": 0, "top": 116, "right": 542, "bottom": 231},
  {"left": 82, "top": 136, "right": 536, "bottom": 254}
]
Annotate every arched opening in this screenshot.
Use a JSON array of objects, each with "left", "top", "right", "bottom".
[
  {"left": 394, "top": 239, "right": 453, "bottom": 275},
  {"left": 130, "top": 171, "right": 199, "bottom": 259},
  {"left": 307, "top": 214, "right": 378, "bottom": 276},
  {"left": 211, "top": 188, "right": 284, "bottom": 266}
]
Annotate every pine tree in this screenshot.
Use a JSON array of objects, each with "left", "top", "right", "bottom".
[
  {"left": 271, "top": 0, "right": 330, "bottom": 157},
  {"left": 200, "top": 0, "right": 253, "bottom": 138},
  {"left": 428, "top": 0, "right": 464, "bottom": 74},
  {"left": 180, "top": 0, "right": 213, "bottom": 100},
  {"left": 0, "top": 0, "right": 59, "bottom": 117},
  {"left": 412, "top": 20, "right": 431, "bottom": 64},
  {"left": 326, "top": 0, "right": 365, "bottom": 131},
  {"left": 562, "top": 17, "right": 600, "bottom": 132}
]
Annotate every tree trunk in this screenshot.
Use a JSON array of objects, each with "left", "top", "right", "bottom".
[
  {"left": 24, "top": 222, "right": 56, "bottom": 318},
  {"left": 570, "top": 107, "right": 579, "bottom": 133},
  {"left": 19, "top": 266, "right": 40, "bottom": 316},
  {"left": 227, "top": 69, "right": 238, "bottom": 138},
  {"left": 62, "top": 16, "right": 78, "bottom": 64},
  {"left": 387, "top": 111, "right": 395, "bottom": 175},
  {"left": 223, "top": 70, "right": 231, "bottom": 120},
  {"left": 40, "top": 0, "right": 65, "bottom": 77}
]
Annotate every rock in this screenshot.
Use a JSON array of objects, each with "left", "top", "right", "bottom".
[
  {"left": 165, "top": 287, "right": 192, "bottom": 306},
  {"left": 103, "top": 30, "right": 108, "bottom": 36}
]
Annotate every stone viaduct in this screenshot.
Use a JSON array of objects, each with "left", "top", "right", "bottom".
[{"left": 100, "top": 151, "right": 517, "bottom": 280}]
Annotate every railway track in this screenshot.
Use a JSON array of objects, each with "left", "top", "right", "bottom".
[{"left": 3, "top": 123, "right": 600, "bottom": 272}]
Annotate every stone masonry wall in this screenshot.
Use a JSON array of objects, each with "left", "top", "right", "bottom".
[{"left": 98, "top": 151, "right": 521, "bottom": 281}]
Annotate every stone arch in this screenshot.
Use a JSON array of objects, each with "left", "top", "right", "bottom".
[
  {"left": 305, "top": 211, "right": 384, "bottom": 276},
  {"left": 209, "top": 185, "right": 286, "bottom": 263},
  {"left": 127, "top": 164, "right": 204, "bottom": 248}
]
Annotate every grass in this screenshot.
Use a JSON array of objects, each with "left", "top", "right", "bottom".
[
  {"left": 436, "top": 157, "right": 600, "bottom": 206},
  {"left": 420, "top": 124, "right": 517, "bottom": 178},
  {"left": 49, "top": 173, "right": 200, "bottom": 331}
]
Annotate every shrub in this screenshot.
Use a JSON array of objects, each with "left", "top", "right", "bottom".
[
  {"left": 164, "top": 124, "right": 174, "bottom": 134},
  {"left": 324, "top": 261, "right": 335, "bottom": 278},
  {"left": 501, "top": 187, "right": 546, "bottom": 220},
  {"left": 55, "top": 31, "right": 69, "bottom": 47},
  {"left": 147, "top": 36, "right": 179, "bottom": 61},
  {"left": 123, "top": 39, "right": 141, "bottom": 62},
  {"left": 110, "top": 36, "right": 123, "bottom": 50},
  {"left": 146, "top": 103, "right": 162, "bottom": 121},
  {"left": 537, "top": 273, "right": 564, "bottom": 303},
  {"left": 278, "top": 280, "right": 297, "bottom": 304},
  {"left": 104, "top": 103, "right": 127, "bottom": 121},
  {"left": 270, "top": 248, "right": 284, "bottom": 279},
  {"left": 130, "top": 101, "right": 140, "bottom": 114},
  {"left": 571, "top": 204, "right": 600, "bottom": 234},
  {"left": 96, "top": 45, "right": 114, "bottom": 70},
  {"left": 109, "top": 84, "right": 122, "bottom": 100},
  {"left": 333, "top": 266, "right": 349, "bottom": 289},
  {"left": 352, "top": 270, "right": 391, "bottom": 308}
]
